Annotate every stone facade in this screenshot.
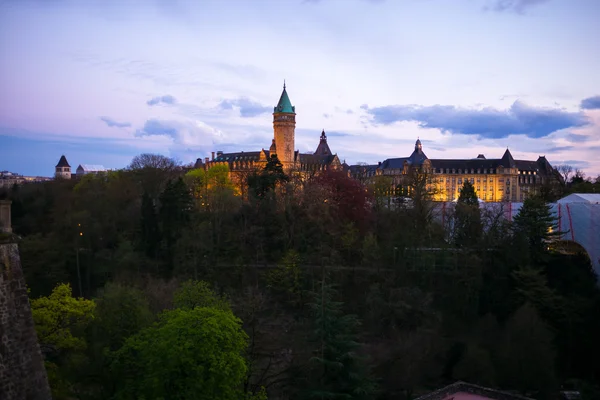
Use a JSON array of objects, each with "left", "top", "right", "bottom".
[
  {"left": 349, "top": 139, "right": 561, "bottom": 203},
  {"left": 0, "top": 202, "right": 52, "bottom": 399},
  {"left": 0, "top": 201, "right": 11, "bottom": 234},
  {"left": 194, "top": 84, "right": 342, "bottom": 180}
]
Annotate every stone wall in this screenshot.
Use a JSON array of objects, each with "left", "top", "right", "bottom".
[{"left": 0, "top": 242, "right": 52, "bottom": 399}]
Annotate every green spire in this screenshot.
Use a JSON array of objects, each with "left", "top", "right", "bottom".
[{"left": 274, "top": 81, "right": 295, "bottom": 114}]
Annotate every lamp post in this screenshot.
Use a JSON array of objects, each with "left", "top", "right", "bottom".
[{"left": 76, "top": 223, "right": 83, "bottom": 297}]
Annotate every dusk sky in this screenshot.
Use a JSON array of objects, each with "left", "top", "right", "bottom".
[{"left": 1, "top": 0, "right": 599, "bottom": 177}]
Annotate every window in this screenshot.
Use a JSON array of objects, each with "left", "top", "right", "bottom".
[
  {"left": 458, "top": 178, "right": 462, "bottom": 184},
  {"left": 470, "top": 178, "right": 474, "bottom": 184}
]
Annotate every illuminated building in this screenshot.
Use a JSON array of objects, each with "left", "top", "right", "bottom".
[{"left": 350, "top": 139, "right": 561, "bottom": 202}]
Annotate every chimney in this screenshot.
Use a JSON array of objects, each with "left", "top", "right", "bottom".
[
  {"left": 211, "top": 152, "right": 215, "bottom": 160},
  {"left": 0, "top": 200, "right": 12, "bottom": 234},
  {"left": 204, "top": 157, "right": 209, "bottom": 163}
]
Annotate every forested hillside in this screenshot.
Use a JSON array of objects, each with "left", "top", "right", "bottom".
[{"left": 2, "top": 153, "right": 599, "bottom": 400}]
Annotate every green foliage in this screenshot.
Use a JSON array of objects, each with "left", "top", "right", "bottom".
[
  {"left": 303, "top": 281, "right": 376, "bottom": 399},
  {"left": 110, "top": 307, "right": 248, "bottom": 400},
  {"left": 31, "top": 283, "right": 96, "bottom": 353},
  {"left": 248, "top": 155, "right": 289, "bottom": 198},
  {"left": 497, "top": 303, "right": 558, "bottom": 398},
  {"left": 173, "top": 279, "right": 231, "bottom": 311},
  {"left": 454, "top": 180, "right": 482, "bottom": 247},
  {"left": 266, "top": 250, "right": 304, "bottom": 307},
  {"left": 513, "top": 196, "right": 562, "bottom": 261},
  {"left": 93, "top": 282, "right": 153, "bottom": 351}
]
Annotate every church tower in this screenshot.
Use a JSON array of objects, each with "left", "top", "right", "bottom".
[
  {"left": 54, "top": 155, "right": 72, "bottom": 179},
  {"left": 273, "top": 82, "right": 296, "bottom": 167}
]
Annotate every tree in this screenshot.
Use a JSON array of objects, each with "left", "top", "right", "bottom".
[
  {"left": 302, "top": 281, "right": 376, "bottom": 399},
  {"left": 555, "top": 164, "right": 573, "bottom": 185},
  {"left": 110, "top": 307, "right": 248, "bottom": 400},
  {"left": 159, "top": 177, "right": 193, "bottom": 275},
  {"left": 92, "top": 283, "right": 153, "bottom": 351},
  {"left": 512, "top": 196, "right": 562, "bottom": 262},
  {"left": 497, "top": 303, "right": 558, "bottom": 398},
  {"left": 30, "top": 283, "right": 96, "bottom": 399},
  {"left": 31, "top": 283, "right": 96, "bottom": 356},
  {"left": 248, "top": 155, "right": 289, "bottom": 199},
  {"left": 173, "top": 279, "right": 231, "bottom": 311},
  {"left": 140, "top": 191, "right": 161, "bottom": 260},
  {"left": 128, "top": 153, "right": 178, "bottom": 170},
  {"left": 453, "top": 180, "right": 482, "bottom": 247}
]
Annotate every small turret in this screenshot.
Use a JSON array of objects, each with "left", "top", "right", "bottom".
[
  {"left": 55, "top": 155, "right": 72, "bottom": 179},
  {"left": 269, "top": 138, "right": 277, "bottom": 155},
  {"left": 315, "top": 129, "right": 332, "bottom": 156}
]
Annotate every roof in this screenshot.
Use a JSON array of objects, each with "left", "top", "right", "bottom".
[
  {"left": 76, "top": 164, "right": 107, "bottom": 172},
  {"left": 213, "top": 151, "right": 265, "bottom": 163},
  {"left": 558, "top": 193, "right": 600, "bottom": 204},
  {"left": 273, "top": 83, "right": 295, "bottom": 114},
  {"left": 500, "top": 148, "right": 516, "bottom": 168},
  {"left": 414, "top": 381, "right": 535, "bottom": 400},
  {"left": 56, "top": 155, "right": 70, "bottom": 168},
  {"left": 314, "top": 130, "right": 332, "bottom": 156}
]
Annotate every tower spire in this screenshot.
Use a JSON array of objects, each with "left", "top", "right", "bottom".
[{"left": 283, "top": 79, "right": 286, "bottom": 90}]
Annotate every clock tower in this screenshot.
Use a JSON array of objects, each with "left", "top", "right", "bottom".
[{"left": 273, "top": 82, "right": 296, "bottom": 168}]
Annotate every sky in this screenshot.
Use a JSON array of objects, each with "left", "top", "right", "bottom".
[{"left": 0, "top": 0, "right": 599, "bottom": 178}]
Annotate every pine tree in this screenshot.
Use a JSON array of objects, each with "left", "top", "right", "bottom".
[
  {"left": 454, "top": 181, "right": 482, "bottom": 247},
  {"left": 304, "top": 280, "right": 376, "bottom": 399},
  {"left": 248, "top": 155, "right": 289, "bottom": 199},
  {"left": 140, "top": 191, "right": 161, "bottom": 259},
  {"left": 513, "top": 196, "right": 562, "bottom": 262},
  {"left": 159, "top": 177, "right": 193, "bottom": 275}
]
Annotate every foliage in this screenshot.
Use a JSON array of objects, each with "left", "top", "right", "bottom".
[
  {"left": 110, "top": 307, "right": 248, "bottom": 400},
  {"left": 302, "top": 281, "right": 376, "bottom": 399},
  {"left": 31, "top": 283, "right": 96, "bottom": 354},
  {"left": 454, "top": 181, "right": 482, "bottom": 247},
  {"left": 248, "top": 155, "right": 289, "bottom": 198},
  {"left": 513, "top": 196, "right": 562, "bottom": 262},
  {"left": 92, "top": 282, "right": 153, "bottom": 351},
  {"left": 173, "top": 279, "right": 231, "bottom": 311}
]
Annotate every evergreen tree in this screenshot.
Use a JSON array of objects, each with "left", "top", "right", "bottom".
[
  {"left": 303, "top": 280, "right": 376, "bottom": 399},
  {"left": 140, "top": 191, "right": 160, "bottom": 259},
  {"left": 248, "top": 155, "right": 289, "bottom": 199},
  {"left": 159, "top": 177, "right": 193, "bottom": 275},
  {"left": 513, "top": 196, "right": 562, "bottom": 262},
  {"left": 453, "top": 181, "right": 482, "bottom": 247}
]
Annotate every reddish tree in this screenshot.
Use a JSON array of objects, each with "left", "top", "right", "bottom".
[{"left": 309, "top": 169, "right": 373, "bottom": 233}]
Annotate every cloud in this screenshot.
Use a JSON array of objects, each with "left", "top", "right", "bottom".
[
  {"left": 364, "top": 100, "right": 588, "bottom": 139},
  {"left": 147, "top": 95, "right": 177, "bottom": 106},
  {"left": 565, "top": 133, "right": 590, "bottom": 143},
  {"left": 487, "top": 0, "right": 550, "bottom": 14},
  {"left": 135, "top": 118, "right": 220, "bottom": 149},
  {"left": 580, "top": 96, "right": 600, "bottom": 110},
  {"left": 99, "top": 116, "right": 131, "bottom": 128},
  {"left": 544, "top": 145, "right": 574, "bottom": 153},
  {"left": 218, "top": 97, "right": 271, "bottom": 118}
]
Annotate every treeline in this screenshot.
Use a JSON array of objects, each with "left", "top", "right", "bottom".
[{"left": 2, "top": 153, "right": 600, "bottom": 399}]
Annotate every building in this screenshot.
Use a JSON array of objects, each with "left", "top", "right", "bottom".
[
  {"left": 350, "top": 139, "right": 561, "bottom": 202},
  {"left": 55, "top": 155, "right": 72, "bottom": 179},
  {"left": 76, "top": 164, "right": 107, "bottom": 177},
  {"left": 194, "top": 83, "right": 342, "bottom": 180},
  {"left": 0, "top": 171, "right": 51, "bottom": 189},
  {"left": 414, "top": 381, "right": 535, "bottom": 400}
]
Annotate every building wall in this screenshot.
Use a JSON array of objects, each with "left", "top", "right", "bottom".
[
  {"left": 0, "top": 242, "right": 52, "bottom": 399},
  {"left": 378, "top": 167, "right": 549, "bottom": 203},
  {"left": 273, "top": 113, "right": 296, "bottom": 167}
]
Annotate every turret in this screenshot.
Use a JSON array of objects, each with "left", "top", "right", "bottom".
[
  {"left": 55, "top": 155, "right": 72, "bottom": 179},
  {"left": 272, "top": 81, "right": 296, "bottom": 167}
]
